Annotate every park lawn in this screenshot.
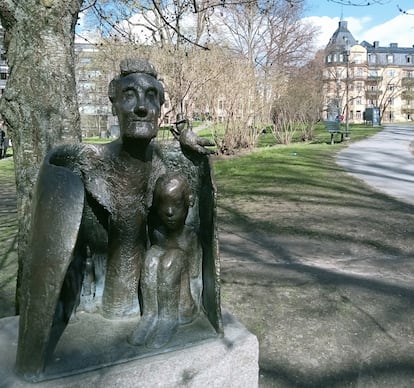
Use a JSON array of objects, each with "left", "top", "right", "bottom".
[
  {"left": 0, "top": 125, "right": 383, "bottom": 317},
  {"left": 0, "top": 157, "right": 18, "bottom": 317},
  {"left": 214, "top": 142, "right": 365, "bottom": 237},
  {"left": 196, "top": 122, "right": 380, "bottom": 148},
  {"left": 213, "top": 124, "right": 413, "bottom": 281}
]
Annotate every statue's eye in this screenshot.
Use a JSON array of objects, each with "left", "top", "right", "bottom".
[
  {"left": 146, "top": 89, "right": 157, "bottom": 100},
  {"left": 123, "top": 90, "right": 135, "bottom": 100}
]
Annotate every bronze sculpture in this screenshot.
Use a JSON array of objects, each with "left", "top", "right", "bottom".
[
  {"left": 128, "top": 173, "right": 202, "bottom": 349},
  {"left": 15, "top": 59, "right": 222, "bottom": 382}
]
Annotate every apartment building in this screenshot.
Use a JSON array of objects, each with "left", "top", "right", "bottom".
[
  {"left": 0, "top": 35, "right": 112, "bottom": 138},
  {"left": 324, "top": 20, "right": 414, "bottom": 123},
  {"left": 75, "top": 42, "right": 113, "bottom": 138}
]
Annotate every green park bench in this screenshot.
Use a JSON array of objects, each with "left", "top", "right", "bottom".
[{"left": 324, "top": 120, "right": 350, "bottom": 145}]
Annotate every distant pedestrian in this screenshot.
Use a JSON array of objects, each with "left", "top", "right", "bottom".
[{"left": 0, "top": 129, "right": 5, "bottom": 159}]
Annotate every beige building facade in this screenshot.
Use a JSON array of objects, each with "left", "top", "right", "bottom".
[{"left": 324, "top": 20, "right": 414, "bottom": 124}]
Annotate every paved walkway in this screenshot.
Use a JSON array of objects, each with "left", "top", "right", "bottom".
[{"left": 337, "top": 124, "right": 414, "bottom": 205}]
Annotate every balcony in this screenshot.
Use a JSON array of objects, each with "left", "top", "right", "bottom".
[
  {"left": 366, "top": 76, "right": 383, "bottom": 82},
  {"left": 401, "top": 90, "right": 414, "bottom": 99},
  {"left": 401, "top": 77, "right": 414, "bottom": 87},
  {"left": 401, "top": 107, "right": 414, "bottom": 114},
  {"left": 351, "top": 75, "right": 366, "bottom": 81},
  {"left": 365, "top": 90, "right": 382, "bottom": 98}
]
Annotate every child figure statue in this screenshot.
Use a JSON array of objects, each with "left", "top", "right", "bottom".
[{"left": 128, "top": 173, "right": 202, "bottom": 349}]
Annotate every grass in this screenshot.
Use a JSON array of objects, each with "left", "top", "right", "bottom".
[
  {"left": 0, "top": 157, "right": 18, "bottom": 317},
  {"left": 194, "top": 122, "right": 380, "bottom": 148},
  {"left": 214, "top": 142, "right": 377, "bottom": 237},
  {"left": 213, "top": 121, "right": 414, "bottom": 281},
  {"left": 212, "top": 128, "right": 414, "bottom": 386},
  {"left": 0, "top": 124, "right": 384, "bottom": 318},
  {"left": 0, "top": 157, "right": 15, "bottom": 181}
]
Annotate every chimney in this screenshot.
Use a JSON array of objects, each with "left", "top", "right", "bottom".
[
  {"left": 373, "top": 41, "right": 379, "bottom": 48},
  {"left": 390, "top": 43, "right": 398, "bottom": 48}
]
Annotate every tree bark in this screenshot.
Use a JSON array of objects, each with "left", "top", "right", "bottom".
[{"left": 0, "top": 0, "right": 83, "bottom": 313}]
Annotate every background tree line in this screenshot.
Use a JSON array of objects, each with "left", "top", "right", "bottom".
[{"left": 82, "top": 0, "right": 323, "bottom": 150}]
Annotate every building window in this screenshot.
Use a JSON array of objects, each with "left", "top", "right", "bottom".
[
  {"left": 356, "top": 111, "right": 362, "bottom": 119},
  {"left": 369, "top": 69, "right": 378, "bottom": 77},
  {"left": 388, "top": 84, "right": 395, "bottom": 91},
  {"left": 406, "top": 70, "right": 413, "bottom": 78},
  {"left": 0, "top": 72, "right": 6, "bottom": 80},
  {"left": 407, "top": 56, "right": 412, "bottom": 64},
  {"left": 354, "top": 55, "right": 362, "bottom": 64},
  {"left": 356, "top": 68, "right": 363, "bottom": 77},
  {"left": 327, "top": 55, "right": 332, "bottom": 63},
  {"left": 356, "top": 98, "right": 362, "bottom": 105},
  {"left": 387, "top": 54, "right": 393, "bottom": 64},
  {"left": 368, "top": 54, "right": 376, "bottom": 64},
  {"left": 388, "top": 69, "right": 395, "bottom": 77}
]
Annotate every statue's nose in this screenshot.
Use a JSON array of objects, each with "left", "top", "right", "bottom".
[{"left": 134, "top": 105, "right": 148, "bottom": 117}]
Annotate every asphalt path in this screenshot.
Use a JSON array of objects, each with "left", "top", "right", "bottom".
[{"left": 337, "top": 124, "right": 414, "bottom": 205}]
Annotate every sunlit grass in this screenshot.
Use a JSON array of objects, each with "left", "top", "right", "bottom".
[
  {"left": 0, "top": 157, "right": 17, "bottom": 317},
  {"left": 0, "top": 123, "right": 385, "bottom": 317}
]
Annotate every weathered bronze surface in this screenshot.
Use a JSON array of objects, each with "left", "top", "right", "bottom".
[{"left": 15, "top": 59, "right": 222, "bottom": 382}]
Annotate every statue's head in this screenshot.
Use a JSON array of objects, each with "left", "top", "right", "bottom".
[
  {"left": 109, "top": 59, "right": 165, "bottom": 142},
  {"left": 153, "top": 174, "right": 194, "bottom": 231}
]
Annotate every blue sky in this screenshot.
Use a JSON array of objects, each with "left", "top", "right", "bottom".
[{"left": 303, "top": 0, "right": 414, "bottom": 49}]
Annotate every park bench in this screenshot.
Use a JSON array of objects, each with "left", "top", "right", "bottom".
[{"left": 324, "top": 120, "right": 350, "bottom": 145}]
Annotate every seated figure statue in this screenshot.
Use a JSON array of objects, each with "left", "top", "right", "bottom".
[
  {"left": 15, "top": 58, "right": 222, "bottom": 382},
  {"left": 129, "top": 173, "right": 202, "bottom": 349}
]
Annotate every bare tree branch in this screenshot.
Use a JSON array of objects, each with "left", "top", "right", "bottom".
[
  {"left": 327, "top": 0, "right": 387, "bottom": 6},
  {"left": 397, "top": 4, "right": 414, "bottom": 16}
]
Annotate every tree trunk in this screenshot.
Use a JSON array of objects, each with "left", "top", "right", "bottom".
[{"left": 0, "top": 0, "right": 83, "bottom": 313}]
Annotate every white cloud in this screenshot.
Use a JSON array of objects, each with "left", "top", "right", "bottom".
[
  {"left": 302, "top": 16, "right": 340, "bottom": 50},
  {"left": 75, "top": 11, "right": 101, "bottom": 44},
  {"left": 304, "top": 11, "right": 414, "bottom": 50},
  {"left": 359, "top": 9, "right": 414, "bottom": 47}
]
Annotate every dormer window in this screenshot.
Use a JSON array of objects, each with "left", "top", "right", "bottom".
[{"left": 387, "top": 54, "right": 394, "bottom": 64}]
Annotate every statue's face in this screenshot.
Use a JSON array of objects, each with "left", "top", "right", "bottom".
[
  {"left": 113, "top": 73, "right": 162, "bottom": 141},
  {"left": 156, "top": 184, "right": 189, "bottom": 231}
]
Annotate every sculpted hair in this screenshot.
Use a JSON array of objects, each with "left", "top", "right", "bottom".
[
  {"left": 108, "top": 58, "right": 165, "bottom": 105},
  {"left": 153, "top": 173, "right": 193, "bottom": 208}
]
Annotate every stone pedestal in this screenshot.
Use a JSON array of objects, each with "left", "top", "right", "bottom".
[{"left": 0, "top": 311, "right": 258, "bottom": 387}]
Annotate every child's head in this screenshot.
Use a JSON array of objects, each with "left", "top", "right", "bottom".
[{"left": 153, "top": 174, "right": 193, "bottom": 230}]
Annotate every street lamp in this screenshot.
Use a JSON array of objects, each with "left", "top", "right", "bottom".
[{"left": 344, "top": 38, "right": 350, "bottom": 137}]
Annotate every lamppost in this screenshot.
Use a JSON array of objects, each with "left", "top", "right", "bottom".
[{"left": 344, "top": 38, "right": 350, "bottom": 137}]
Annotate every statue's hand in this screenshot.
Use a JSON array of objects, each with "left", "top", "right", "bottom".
[{"left": 172, "top": 119, "right": 215, "bottom": 155}]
